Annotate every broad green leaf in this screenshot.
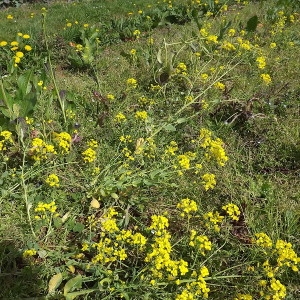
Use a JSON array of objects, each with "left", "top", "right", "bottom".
[
  {"left": 17, "top": 69, "right": 33, "bottom": 95},
  {"left": 65, "top": 289, "right": 96, "bottom": 300},
  {"left": 72, "top": 222, "right": 85, "bottom": 233},
  {"left": 12, "top": 103, "right": 20, "bottom": 119},
  {"left": 176, "top": 118, "right": 187, "bottom": 124},
  {"left": 48, "top": 273, "right": 63, "bottom": 294},
  {"left": 0, "top": 107, "right": 11, "bottom": 118},
  {"left": 19, "top": 92, "right": 37, "bottom": 116},
  {"left": 110, "top": 193, "right": 119, "bottom": 199},
  {"left": 164, "top": 124, "right": 176, "bottom": 132},
  {"left": 64, "top": 275, "right": 82, "bottom": 295},
  {"left": 246, "top": 15, "right": 258, "bottom": 32}
]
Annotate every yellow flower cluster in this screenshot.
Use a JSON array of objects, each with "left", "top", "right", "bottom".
[
  {"left": 29, "top": 138, "right": 56, "bottom": 161},
  {"left": 260, "top": 73, "right": 272, "bottom": 85},
  {"left": 23, "top": 249, "right": 37, "bottom": 257},
  {"left": 177, "top": 198, "right": 198, "bottom": 217},
  {"left": 201, "top": 173, "right": 216, "bottom": 191},
  {"left": 0, "top": 130, "right": 13, "bottom": 151},
  {"left": 133, "top": 29, "right": 141, "bottom": 38},
  {"left": 237, "top": 37, "right": 252, "bottom": 51},
  {"left": 146, "top": 215, "right": 189, "bottom": 279},
  {"left": 164, "top": 141, "right": 178, "bottom": 156},
  {"left": 214, "top": 81, "right": 226, "bottom": 91},
  {"left": 256, "top": 56, "right": 266, "bottom": 69},
  {"left": 114, "top": 112, "right": 126, "bottom": 123},
  {"left": 34, "top": 201, "right": 58, "bottom": 220},
  {"left": 254, "top": 232, "right": 273, "bottom": 248},
  {"left": 206, "top": 35, "right": 218, "bottom": 44},
  {"left": 85, "top": 209, "right": 148, "bottom": 265},
  {"left": 189, "top": 230, "right": 212, "bottom": 255},
  {"left": 175, "top": 152, "right": 196, "bottom": 174},
  {"left": 135, "top": 110, "right": 148, "bottom": 120},
  {"left": 126, "top": 77, "right": 138, "bottom": 89},
  {"left": 53, "top": 132, "right": 71, "bottom": 154},
  {"left": 209, "top": 138, "right": 229, "bottom": 166},
  {"left": 45, "top": 174, "right": 60, "bottom": 187},
  {"left": 0, "top": 34, "right": 32, "bottom": 67},
  {"left": 138, "top": 95, "right": 155, "bottom": 106},
  {"left": 203, "top": 211, "right": 224, "bottom": 232},
  {"left": 175, "top": 62, "right": 188, "bottom": 75},
  {"left": 199, "top": 129, "right": 229, "bottom": 166},
  {"left": 234, "top": 294, "right": 253, "bottom": 300},
  {"left": 100, "top": 207, "right": 119, "bottom": 233},
  {"left": 176, "top": 266, "right": 210, "bottom": 299},
  {"left": 259, "top": 278, "right": 286, "bottom": 300},
  {"left": 275, "top": 239, "right": 300, "bottom": 271},
  {"left": 220, "top": 41, "right": 236, "bottom": 51},
  {"left": 222, "top": 203, "right": 240, "bottom": 221},
  {"left": 91, "top": 237, "right": 127, "bottom": 264}
]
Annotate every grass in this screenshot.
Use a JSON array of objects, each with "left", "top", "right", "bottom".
[{"left": 0, "top": 0, "right": 299, "bottom": 299}]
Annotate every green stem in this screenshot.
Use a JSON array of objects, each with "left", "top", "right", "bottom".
[{"left": 42, "top": 13, "right": 67, "bottom": 124}]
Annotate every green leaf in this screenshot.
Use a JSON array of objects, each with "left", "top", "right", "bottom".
[
  {"left": 64, "top": 275, "right": 82, "bottom": 295},
  {"left": 72, "top": 222, "right": 85, "bottom": 233},
  {"left": 17, "top": 69, "right": 33, "bottom": 95},
  {"left": 48, "top": 273, "right": 63, "bottom": 294},
  {"left": 164, "top": 124, "right": 176, "bottom": 132},
  {"left": 18, "top": 92, "right": 37, "bottom": 116},
  {"left": 12, "top": 103, "right": 20, "bottom": 119},
  {"left": 156, "top": 48, "right": 162, "bottom": 64},
  {"left": 176, "top": 118, "right": 187, "bottom": 124},
  {"left": 65, "top": 289, "right": 96, "bottom": 300},
  {"left": 110, "top": 193, "right": 119, "bottom": 199},
  {"left": 0, "top": 107, "right": 11, "bottom": 118},
  {"left": 246, "top": 15, "right": 258, "bottom": 32}
]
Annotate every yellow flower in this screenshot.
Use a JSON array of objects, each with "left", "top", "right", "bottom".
[
  {"left": 13, "top": 56, "right": 21, "bottom": 64},
  {"left": 0, "top": 41, "right": 8, "bottom": 47},
  {"left": 23, "top": 249, "right": 37, "bottom": 257},
  {"left": 256, "top": 56, "right": 266, "bottom": 69},
  {"left": 114, "top": 112, "right": 126, "bottom": 123},
  {"left": 130, "top": 48, "right": 136, "bottom": 55},
  {"left": 222, "top": 203, "right": 240, "bottom": 221},
  {"left": 260, "top": 73, "right": 272, "bottom": 85},
  {"left": 228, "top": 28, "right": 236, "bottom": 36},
  {"left": 45, "top": 174, "right": 60, "bottom": 187},
  {"left": 177, "top": 198, "right": 198, "bottom": 216},
  {"left": 7, "top": 14, "right": 13, "bottom": 20},
  {"left": 135, "top": 111, "right": 148, "bottom": 120},
  {"left": 254, "top": 232, "right": 273, "bottom": 248},
  {"left": 15, "top": 51, "right": 24, "bottom": 58},
  {"left": 133, "top": 29, "right": 141, "bottom": 37},
  {"left": 107, "top": 93, "right": 115, "bottom": 101},
  {"left": 126, "top": 78, "right": 138, "bottom": 89},
  {"left": 11, "top": 41, "right": 19, "bottom": 46},
  {"left": 23, "top": 34, "right": 30, "bottom": 39},
  {"left": 201, "top": 173, "right": 216, "bottom": 190},
  {"left": 82, "top": 147, "right": 97, "bottom": 163},
  {"left": 206, "top": 35, "right": 218, "bottom": 44},
  {"left": 214, "top": 82, "right": 226, "bottom": 91},
  {"left": 24, "top": 45, "right": 32, "bottom": 51}
]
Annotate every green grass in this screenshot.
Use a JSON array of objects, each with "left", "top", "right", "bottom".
[{"left": 0, "top": 0, "right": 299, "bottom": 299}]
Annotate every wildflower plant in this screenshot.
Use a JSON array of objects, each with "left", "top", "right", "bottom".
[{"left": 0, "top": 1, "right": 299, "bottom": 299}]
